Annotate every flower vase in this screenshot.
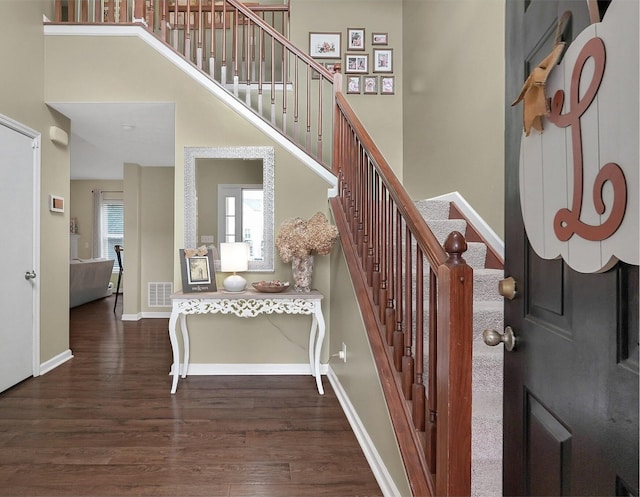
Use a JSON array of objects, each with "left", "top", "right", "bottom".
[{"left": 291, "top": 255, "right": 314, "bottom": 292}]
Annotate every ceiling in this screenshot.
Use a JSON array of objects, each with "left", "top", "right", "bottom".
[{"left": 49, "top": 102, "right": 176, "bottom": 180}]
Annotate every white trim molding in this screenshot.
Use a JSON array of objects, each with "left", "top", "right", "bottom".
[
  {"left": 326, "top": 367, "right": 403, "bottom": 497},
  {"left": 169, "top": 363, "right": 329, "bottom": 376},
  {"left": 40, "top": 349, "right": 74, "bottom": 375},
  {"left": 429, "top": 191, "right": 504, "bottom": 260}
]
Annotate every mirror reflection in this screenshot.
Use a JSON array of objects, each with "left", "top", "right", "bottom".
[{"left": 184, "top": 147, "right": 275, "bottom": 272}]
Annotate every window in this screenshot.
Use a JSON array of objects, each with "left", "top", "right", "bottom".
[
  {"left": 93, "top": 190, "right": 124, "bottom": 273},
  {"left": 101, "top": 199, "right": 124, "bottom": 272}
]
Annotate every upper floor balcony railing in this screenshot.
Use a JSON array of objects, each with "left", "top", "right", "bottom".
[{"left": 53, "top": 0, "right": 337, "bottom": 169}]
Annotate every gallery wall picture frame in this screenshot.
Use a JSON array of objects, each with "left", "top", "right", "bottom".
[
  {"left": 363, "top": 75, "right": 378, "bottom": 94},
  {"left": 344, "top": 53, "right": 369, "bottom": 74},
  {"left": 380, "top": 75, "right": 395, "bottom": 95},
  {"left": 373, "top": 48, "right": 393, "bottom": 73},
  {"left": 309, "top": 32, "right": 342, "bottom": 59},
  {"left": 347, "top": 28, "right": 366, "bottom": 51},
  {"left": 179, "top": 249, "right": 217, "bottom": 293},
  {"left": 347, "top": 75, "right": 362, "bottom": 94},
  {"left": 371, "top": 32, "right": 388, "bottom": 45}
]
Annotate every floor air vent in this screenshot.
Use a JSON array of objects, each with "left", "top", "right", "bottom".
[{"left": 148, "top": 282, "right": 173, "bottom": 307}]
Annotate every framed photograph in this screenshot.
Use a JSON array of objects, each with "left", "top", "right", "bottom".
[
  {"left": 363, "top": 75, "right": 378, "bottom": 94},
  {"left": 179, "top": 249, "right": 217, "bottom": 293},
  {"left": 347, "top": 28, "right": 365, "bottom": 51},
  {"left": 347, "top": 76, "right": 361, "bottom": 94},
  {"left": 371, "top": 32, "right": 388, "bottom": 46},
  {"left": 373, "top": 48, "right": 393, "bottom": 73},
  {"left": 380, "top": 75, "right": 395, "bottom": 95},
  {"left": 309, "top": 32, "right": 341, "bottom": 59},
  {"left": 345, "top": 53, "right": 369, "bottom": 74}
]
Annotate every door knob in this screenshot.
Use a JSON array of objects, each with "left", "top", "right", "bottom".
[
  {"left": 24, "top": 270, "right": 36, "bottom": 280},
  {"left": 499, "top": 276, "right": 517, "bottom": 300},
  {"left": 483, "top": 326, "right": 516, "bottom": 352}
]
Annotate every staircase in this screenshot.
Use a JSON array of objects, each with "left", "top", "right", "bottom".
[{"left": 415, "top": 199, "right": 503, "bottom": 497}]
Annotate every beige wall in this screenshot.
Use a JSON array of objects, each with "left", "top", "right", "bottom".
[
  {"left": 329, "top": 240, "right": 412, "bottom": 496},
  {"left": 290, "top": 0, "right": 404, "bottom": 177},
  {"left": 402, "top": 0, "right": 505, "bottom": 237},
  {"left": 44, "top": 33, "right": 335, "bottom": 360},
  {"left": 2, "top": 0, "right": 71, "bottom": 365}
]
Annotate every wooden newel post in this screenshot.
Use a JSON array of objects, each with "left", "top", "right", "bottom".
[{"left": 436, "top": 230, "right": 473, "bottom": 496}]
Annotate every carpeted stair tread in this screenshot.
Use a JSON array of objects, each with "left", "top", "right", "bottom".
[{"left": 415, "top": 197, "right": 503, "bottom": 497}]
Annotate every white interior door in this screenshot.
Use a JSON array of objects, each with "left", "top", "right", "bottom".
[{"left": 0, "top": 116, "right": 39, "bottom": 393}]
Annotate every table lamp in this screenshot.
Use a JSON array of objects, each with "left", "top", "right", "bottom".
[{"left": 220, "top": 242, "right": 249, "bottom": 292}]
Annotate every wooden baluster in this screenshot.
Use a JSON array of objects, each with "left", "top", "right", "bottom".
[
  {"left": 208, "top": 0, "right": 215, "bottom": 77},
  {"left": 281, "top": 45, "right": 288, "bottom": 132},
  {"left": 426, "top": 268, "right": 438, "bottom": 473},
  {"left": 412, "top": 248, "right": 426, "bottom": 430},
  {"left": 220, "top": 1, "right": 227, "bottom": 83},
  {"left": 160, "top": 0, "right": 167, "bottom": 40},
  {"left": 270, "top": 35, "right": 276, "bottom": 123},
  {"left": 257, "top": 29, "right": 264, "bottom": 114},
  {"left": 171, "top": 0, "right": 178, "bottom": 50},
  {"left": 196, "top": 0, "right": 203, "bottom": 70},
  {"left": 316, "top": 63, "right": 322, "bottom": 161},
  {"left": 233, "top": 8, "right": 240, "bottom": 95},
  {"left": 118, "top": 0, "right": 125, "bottom": 22},
  {"left": 293, "top": 57, "right": 299, "bottom": 142},
  {"left": 244, "top": 18, "right": 252, "bottom": 105},
  {"left": 401, "top": 232, "right": 414, "bottom": 399},
  {"left": 184, "top": 1, "right": 192, "bottom": 64}
]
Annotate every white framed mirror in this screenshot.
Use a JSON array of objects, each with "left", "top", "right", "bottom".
[{"left": 184, "top": 146, "right": 275, "bottom": 272}]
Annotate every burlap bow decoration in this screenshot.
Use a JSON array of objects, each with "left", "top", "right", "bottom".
[{"left": 512, "top": 11, "right": 571, "bottom": 136}]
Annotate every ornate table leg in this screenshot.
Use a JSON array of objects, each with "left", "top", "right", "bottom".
[
  {"left": 179, "top": 313, "right": 189, "bottom": 378},
  {"left": 168, "top": 307, "right": 180, "bottom": 394},
  {"left": 313, "top": 301, "right": 326, "bottom": 395}
]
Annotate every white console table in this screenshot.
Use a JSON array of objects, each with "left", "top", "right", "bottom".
[{"left": 168, "top": 289, "right": 325, "bottom": 395}]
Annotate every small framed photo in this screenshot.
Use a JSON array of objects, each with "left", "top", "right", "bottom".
[
  {"left": 347, "top": 75, "right": 361, "bottom": 94},
  {"left": 371, "top": 32, "right": 388, "bottom": 46},
  {"left": 373, "top": 48, "right": 393, "bottom": 73},
  {"left": 345, "top": 53, "right": 369, "bottom": 74},
  {"left": 180, "top": 249, "right": 217, "bottom": 293},
  {"left": 49, "top": 194, "right": 64, "bottom": 213},
  {"left": 309, "top": 32, "right": 341, "bottom": 59},
  {"left": 347, "top": 28, "right": 365, "bottom": 51},
  {"left": 363, "top": 75, "right": 378, "bottom": 94},
  {"left": 380, "top": 76, "right": 395, "bottom": 95}
]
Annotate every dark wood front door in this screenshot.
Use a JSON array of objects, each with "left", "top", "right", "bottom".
[{"left": 504, "top": 1, "right": 638, "bottom": 495}]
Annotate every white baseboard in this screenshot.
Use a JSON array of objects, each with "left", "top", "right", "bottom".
[
  {"left": 121, "top": 311, "right": 172, "bottom": 321},
  {"left": 39, "top": 349, "right": 74, "bottom": 375},
  {"left": 326, "top": 367, "right": 402, "bottom": 497},
  {"left": 169, "top": 363, "right": 329, "bottom": 376},
  {"left": 429, "top": 191, "right": 504, "bottom": 259},
  {"left": 121, "top": 313, "right": 142, "bottom": 321}
]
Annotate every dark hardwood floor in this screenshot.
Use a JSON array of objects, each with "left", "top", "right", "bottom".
[{"left": 0, "top": 295, "right": 382, "bottom": 497}]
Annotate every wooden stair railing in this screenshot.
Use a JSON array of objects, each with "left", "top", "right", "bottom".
[
  {"left": 331, "top": 91, "right": 473, "bottom": 496},
  {"left": 49, "top": 4, "right": 473, "bottom": 494},
  {"left": 53, "top": 0, "right": 336, "bottom": 168}
]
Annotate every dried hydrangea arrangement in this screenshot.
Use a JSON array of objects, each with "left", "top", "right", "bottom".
[
  {"left": 276, "top": 212, "right": 339, "bottom": 262},
  {"left": 275, "top": 212, "right": 339, "bottom": 291}
]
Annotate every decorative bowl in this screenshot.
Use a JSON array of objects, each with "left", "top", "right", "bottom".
[{"left": 252, "top": 281, "right": 290, "bottom": 293}]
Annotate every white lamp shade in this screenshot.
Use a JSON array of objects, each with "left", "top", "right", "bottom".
[{"left": 220, "top": 242, "right": 249, "bottom": 272}]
